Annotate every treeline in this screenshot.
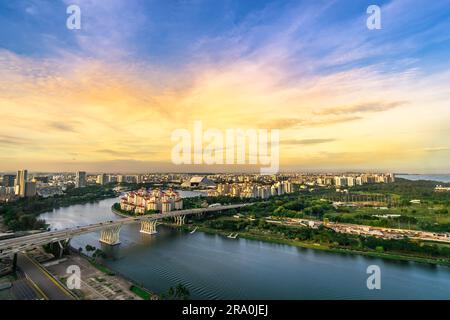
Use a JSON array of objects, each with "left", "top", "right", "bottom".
[
  {"left": 352, "top": 178, "right": 450, "bottom": 204},
  {"left": 236, "top": 196, "right": 333, "bottom": 220},
  {"left": 203, "top": 219, "right": 450, "bottom": 259},
  {"left": 0, "top": 185, "right": 117, "bottom": 231},
  {"left": 326, "top": 213, "right": 419, "bottom": 228}
]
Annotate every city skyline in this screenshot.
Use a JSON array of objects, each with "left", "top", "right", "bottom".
[{"left": 1, "top": 0, "right": 450, "bottom": 173}]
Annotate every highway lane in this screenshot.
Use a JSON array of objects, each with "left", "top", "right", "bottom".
[
  {"left": 10, "top": 277, "right": 41, "bottom": 300},
  {"left": 17, "top": 254, "right": 76, "bottom": 300}
]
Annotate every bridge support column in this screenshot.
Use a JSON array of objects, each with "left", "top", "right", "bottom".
[
  {"left": 99, "top": 226, "right": 121, "bottom": 245},
  {"left": 12, "top": 253, "right": 17, "bottom": 273},
  {"left": 140, "top": 220, "right": 157, "bottom": 235},
  {"left": 57, "top": 239, "right": 71, "bottom": 258},
  {"left": 174, "top": 215, "right": 186, "bottom": 226}
]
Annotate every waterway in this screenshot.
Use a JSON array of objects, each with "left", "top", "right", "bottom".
[{"left": 39, "top": 192, "right": 450, "bottom": 299}]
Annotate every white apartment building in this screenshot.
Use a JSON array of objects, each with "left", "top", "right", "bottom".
[{"left": 120, "top": 188, "right": 183, "bottom": 214}]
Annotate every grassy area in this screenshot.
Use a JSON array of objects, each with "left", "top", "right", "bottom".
[
  {"left": 324, "top": 203, "right": 450, "bottom": 232},
  {"left": 130, "top": 285, "right": 152, "bottom": 300}
]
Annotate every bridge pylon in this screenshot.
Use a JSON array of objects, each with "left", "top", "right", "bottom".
[
  {"left": 57, "top": 238, "right": 71, "bottom": 258},
  {"left": 99, "top": 225, "right": 121, "bottom": 245},
  {"left": 174, "top": 215, "right": 186, "bottom": 226},
  {"left": 140, "top": 220, "right": 157, "bottom": 235}
]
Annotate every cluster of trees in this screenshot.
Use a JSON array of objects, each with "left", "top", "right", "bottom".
[
  {"left": 360, "top": 236, "right": 450, "bottom": 258},
  {"left": 0, "top": 185, "right": 117, "bottom": 231},
  {"left": 204, "top": 218, "right": 450, "bottom": 259},
  {"left": 325, "top": 213, "right": 420, "bottom": 229},
  {"left": 417, "top": 222, "right": 450, "bottom": 233},
  {"left": 238, "top": 197, "right": 333, "bottom": 220},
  {"left": 161, "top": 283, "right": 190, "bottom": 300},
  {"left": 84, "top": 245, "right": 107, "bottom": 260}
]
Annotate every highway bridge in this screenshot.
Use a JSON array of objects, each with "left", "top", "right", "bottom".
[{"left": 0, "top": 203, "right": 250, "bottom": 259}]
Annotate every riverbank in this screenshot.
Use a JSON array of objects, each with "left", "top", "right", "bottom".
[
  {"left": 64, "top": 248, "right": 159, "bottom": 300},
  {"left": 111, "top": 205, "right": 132, "bottom": 218},
  {"left": 110, "top": 204, "right": 450, "bottom": 267},
  {"left": 180, "top": 224, "right": 450, "bottom": 267}
]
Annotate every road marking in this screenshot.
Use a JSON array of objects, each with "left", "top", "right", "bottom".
[
  {"left": 24, "top": 255, "right": 77, "bottom": 300},
  {"left": 25, "top": 273, "right": 48, "bottom": 300}
]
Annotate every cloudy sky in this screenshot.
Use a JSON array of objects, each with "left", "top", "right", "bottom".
[{"left": 0, "top": 0, "right": 449, "bottom": 173}]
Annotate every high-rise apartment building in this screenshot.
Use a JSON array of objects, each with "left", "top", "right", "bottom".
[
  {"left": 24, "top": 181, "right": 37, "bottom": 197},
  {"left": 97, "top": 174, "right": 109, "bottom": 185},
  {"left": 2, "top": 174, "right": 16, "bottom": 187},
  {"left": 15, "top": 170, "right": 28, "bottom": 197},
  {"left": 76, "top": 171, "right": 86, "bottom": 188},
  {"left": 347, "top": 177, "right": 355, "bottom": 187}
]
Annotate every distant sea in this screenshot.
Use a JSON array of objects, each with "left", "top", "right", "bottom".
[{"left": 396, "top": 174, "right": 450, "bottom": 183}]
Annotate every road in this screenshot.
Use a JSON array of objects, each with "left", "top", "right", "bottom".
[
  {"left": 10, "top": 276, "right": 40, "bottom": 300},
  {"left": 17, "top": 254, "right": 76, "bottom": 300}
]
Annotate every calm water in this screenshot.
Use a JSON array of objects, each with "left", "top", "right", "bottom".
[
  {"left": 39, "top": 194, "right": 450, "bottom": 300},
  {"left": 396, "top": 174, "right": 450, "bottom": 183}
]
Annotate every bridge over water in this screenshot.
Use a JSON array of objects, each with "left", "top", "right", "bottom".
[{"left": 0, "top": 203, "right": 250, "bottom": 259}]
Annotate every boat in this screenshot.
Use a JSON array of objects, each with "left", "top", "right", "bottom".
[
  {"left": 227, "top": 233, "right": 238, "bottom": 239},
  {"left": 190, "top": 227, "right": 198, "bottom": 234}
]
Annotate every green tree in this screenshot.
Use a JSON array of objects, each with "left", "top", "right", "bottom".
[
  {"left": 161, "top": 283, "right": 190, "bottom": 300},
  {"left": 85, "top": 244, "right": 96, "bottom": 253}
]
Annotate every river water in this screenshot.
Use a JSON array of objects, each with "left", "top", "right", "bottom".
[{"left": 39, "top": 193, "right": 450, "bottom": 300}]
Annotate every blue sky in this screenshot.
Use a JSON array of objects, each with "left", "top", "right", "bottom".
[{"left": 1, "top": 0, "right": 449, "bottom": 72}]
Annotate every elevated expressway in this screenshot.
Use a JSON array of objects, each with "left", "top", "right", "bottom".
[{"left": 0, "top": 203, "right": 250, "bottom": 259}]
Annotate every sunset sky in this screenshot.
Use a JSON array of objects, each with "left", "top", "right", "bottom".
[{"left": 0, "top": 0, "right": 449, "bottom": 173}]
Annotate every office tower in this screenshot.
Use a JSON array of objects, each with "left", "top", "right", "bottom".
[
  {"left": 15, "top": 169, "right": 28, "bottom": 197},
  {"left": 2, "top": 174, "right": 16, "bottom": 187},
  {"left": 76, "top": 171, "right": 86, "bottom": 188}
]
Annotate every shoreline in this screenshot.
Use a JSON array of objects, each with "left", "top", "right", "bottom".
[
  {"left": 111, "top": 204, "right": 450, "bottom": 267},
  {"left": 67, "top": 246, "right": 159, "bottom": 300},
  {"left": 67, "top": 206, "right": 159, "bottom": 299},
  {"left": 186, "top": 225, "right": 450, "bottom": 267}
]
